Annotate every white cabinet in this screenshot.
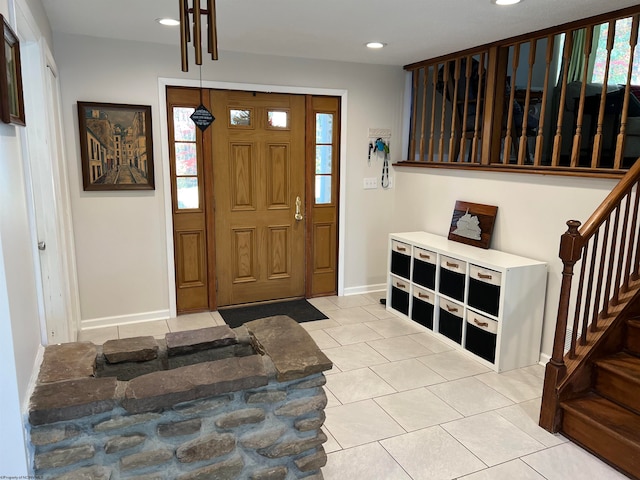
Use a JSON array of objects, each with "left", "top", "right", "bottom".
[{"left": 387, "top": 232, "right": 547, "bottom": 372}]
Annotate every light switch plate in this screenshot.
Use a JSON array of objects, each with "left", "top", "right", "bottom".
[{"left": 363, "top": 177, "right": 378, "bottom": 189}]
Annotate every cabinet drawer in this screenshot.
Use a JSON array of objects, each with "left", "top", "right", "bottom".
[
  {"left": 411, "top": 287, "right": 434, "bottom": 330},
  {"left": 466, "top": 311, "right": 498, "bottom": 334},
  {"left": 413, "top": 286, "right": 434, "bottom": 304},
  {"left": 469, "top": 265, "right": 501, "bottom": 286},
  {"left": 391, "top": 241, "right": 411, "bottom": 278},
  {"left": 439, "top": 256, "right": 466, "bottom": 301},
  {"left": 468, "top": 265, "right": 501, "bottom": 316},
  {"left": 438, "top": 298, "right": 463, "bottom": 344},
  {"left": 413, "top": 247, "right": 436, "bottom": 289},
  {"left": 414, "top": 247, "right": 436, "bottom": 264},
  {"left": 391, "top": 276, "right": 409, "bottom": 293},
  {"left": 465, "top": 311, "right": 497, "bottom": 363},
  {"left": 390, "top": 275, "right": 410, "bottom": 315}
]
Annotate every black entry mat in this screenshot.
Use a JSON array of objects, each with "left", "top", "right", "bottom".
[{"left": 218, "top": 299, "right": 328, "bottom": 328}]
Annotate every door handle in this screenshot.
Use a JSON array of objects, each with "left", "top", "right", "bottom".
[
  {"left": 295, "top": 196, "right": 303, "bottom": 221},
  {"left": 38, "top": 241, "right": 46, "bottom": 251}
]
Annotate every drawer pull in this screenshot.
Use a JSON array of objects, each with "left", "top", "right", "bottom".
[
  {"left": 419, "top": 253, "right": 431, "bottom": 260},
  {"left": 418, "top": 292, "right": 430, "bottom": 299},
  {"left": 396, "top": 282, "right": 406, "bottom": 288},
  {"left": 446, "top": 261, "right": 459, "bottom": 268},
  {"left": 473, "top": 318, "right": 489, "bottom": 328},
  {"left": 446, "top": 305, "right": 459, "bottom": 313},
  {"left": 396, "top": 246, "right": 407, "bottom": 252},
  {"left": 477, "top": 273, "right": 493, "bottom": 280}
]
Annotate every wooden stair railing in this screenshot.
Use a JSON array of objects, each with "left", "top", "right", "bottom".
[{"left": 540, "top": 156, "right": 640, "bottom": 432}]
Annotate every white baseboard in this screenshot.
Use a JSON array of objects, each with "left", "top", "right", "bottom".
[
  {"left": 538, "top": 352, "right": 550, "bottom": 366},
  {"left": 343, "top": 284, "right": 387, "bottom": 296},
  {"left": 81, "top": 310, "right": 170, "bottom": 331}
]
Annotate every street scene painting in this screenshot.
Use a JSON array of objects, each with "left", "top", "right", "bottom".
[{"left": 78, "top": 102, "right": 154, "bottom": 190}]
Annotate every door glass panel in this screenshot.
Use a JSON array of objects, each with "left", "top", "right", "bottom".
[
  {"left": 315, "top": 175, "right": 332, "bottom": 204},
  {"left": 175, "top": 143, "right": 197, "bottom": 175},
  {"left": 230, "top": 109, "right": 251, "bottom": 126},
  {"left": 268, "top": 110, "right": 288, "bottom": 128},
  {"left": 177, "top": 177, "right": 199, "bottom": 209},
  {"left": 316, "top": 145, "right": 332, "bottom": 174},
  {"left": 316, "top": 113, "right": 333, "bottom": 143},
  {"left": 174, "top": 107, "right": 196, "bottom": 141}
]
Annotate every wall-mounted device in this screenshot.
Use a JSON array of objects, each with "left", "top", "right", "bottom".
[{"left": 368, "top": 128, "right": 392, "bottom": 189}]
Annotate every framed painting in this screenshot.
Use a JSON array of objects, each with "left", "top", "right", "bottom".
[
  {"left": 448, "top": 201, "right": 498, "bottom": 249},
  {"left": 0, "top": 14, "right": 25, "bottom": 126},
  {"left": 77, "top": 102, "right": 155, "bottom": 190}
]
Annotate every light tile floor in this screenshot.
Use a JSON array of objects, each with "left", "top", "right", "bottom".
[{"left": 79, "top": 293, "right": 628, "bottom": 480}]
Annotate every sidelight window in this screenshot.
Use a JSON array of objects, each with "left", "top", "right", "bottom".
[
  {"left": 315, "top": 113, "right": 333, "bottom": 204},
  {"left": 173, "top": 107, "right": 199, "bottom": 209}
]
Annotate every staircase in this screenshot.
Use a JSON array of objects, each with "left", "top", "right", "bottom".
[
  {"left": 560, "top": 318, "right": 640, "bottom": 479},
  {"left": 539, "top": 158, "right": 640, "bottom": 479}
]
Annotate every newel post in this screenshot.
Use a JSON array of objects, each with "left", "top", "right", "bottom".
[{"left": 540, "top": 220, "right": 583, "bottom": 432}]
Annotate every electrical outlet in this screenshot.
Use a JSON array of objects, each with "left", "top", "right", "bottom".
[{"left": 363, "top": 177, "right": 378, "bottom": 189}]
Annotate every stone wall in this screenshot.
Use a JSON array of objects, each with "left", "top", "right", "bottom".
[{"left": 28, "top": 316, "right": 332, "bottom": 479}]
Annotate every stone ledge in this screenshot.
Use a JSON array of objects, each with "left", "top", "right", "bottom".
[
  {"left": 103, "top": 336, "right": 159, "bottom": 364},
  {"left": 166, "top": 325, "right": 238, "bottom": 356},
  {"left": 38, "top": 342, "right": 97, "bottom": 383},
  {"left": 29, "top": 377, "right": 119, "bottom": 425},
  {"left": 245, "top": 316, "right": 333, "bottom": 382},
  {"left": 122, "top": 355, "right": 268, "bottom": 414}
]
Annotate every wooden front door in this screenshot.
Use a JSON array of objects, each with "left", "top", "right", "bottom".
[
  {"left": 211, "top": 90, "right": 306, "bottom": 306},
  {"left": 166, "top": 87, "right": 339, "bottom": 313}
]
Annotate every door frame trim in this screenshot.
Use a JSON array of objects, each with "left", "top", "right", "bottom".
[{"left": 158, "top": 78, "right": 347, "bottom": 317}]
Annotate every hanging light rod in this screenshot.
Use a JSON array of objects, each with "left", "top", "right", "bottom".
[{"left": 180, "top": 0, "right": 218, "bottom": 72}]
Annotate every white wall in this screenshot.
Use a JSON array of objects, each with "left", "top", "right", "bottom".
[
  {"left": 53, "top": 33, "right": 406, "bottom": 325},
  {"left": 22, "top": 0, "right": 51, "bottom": 46},
  {"left": 0, "top": 123, "right": 40, "bottom": 476},
  {"left": 391, "top": 167, "right": 616, "bottom": 358},
  {"left": 53, "top": 31, "right": 622, "bottom": 359},
  {"left": 0, "top": 0, "right": 50, "bottom": 471}
]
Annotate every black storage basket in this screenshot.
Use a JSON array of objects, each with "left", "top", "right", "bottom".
[
  {"left": 411, "top": 296, "right": 434, "bottom": 329},
  {"left": 439, "top": 308, "right": 463, "bottom": 344},
  {"left": 465, "top": 321, "right": 497, "bottom": 363}
]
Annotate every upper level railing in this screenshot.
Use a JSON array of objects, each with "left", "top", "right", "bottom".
[
  {"left": 539, "top": 154, "right": 640, "bottom": 431},
  {"left": 401, "top": 7, "right": 640, "bottom": 178}
]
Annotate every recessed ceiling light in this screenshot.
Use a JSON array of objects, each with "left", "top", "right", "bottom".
[
  {"left": 366, "top": 42, "right": 386, "bottom": 49},
  {"left": 157, "top": 18, "right": 180, "bottom": 26},
  {"left": 493, "top": 0, "right": 522, "bottom": 5}
]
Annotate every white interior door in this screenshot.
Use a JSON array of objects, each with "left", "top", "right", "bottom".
[{"left": 17, "top": 6, "right": 79, "bottom": 344}]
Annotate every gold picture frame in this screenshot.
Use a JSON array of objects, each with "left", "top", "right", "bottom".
[
  {"left": 77, "top": 102, "right": 155, "bottom": 190},
  {"left": 0, "top": 14, "right": 25, "bottom": 126},
  {"left": 448, "top": 201, "right": 498, "bottom": 249}
]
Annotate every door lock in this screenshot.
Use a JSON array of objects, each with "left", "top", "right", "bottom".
[{"left": 38, "top": 241, "right": 46, "bottom": 251}]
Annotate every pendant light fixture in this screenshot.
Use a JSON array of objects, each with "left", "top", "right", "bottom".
[{"left": 179, "top": 0, "right": 218, "bottom": 72}]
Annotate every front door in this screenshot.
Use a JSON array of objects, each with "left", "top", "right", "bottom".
[
  {"left": 211, "top": 90, "right": 306, "bottom": 306},
  {"left": 166, "top": 87, "right": 340, "bottom": 313}
]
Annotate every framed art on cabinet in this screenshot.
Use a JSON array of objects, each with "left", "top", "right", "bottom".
[
  {"left": 77, "top": 102, "right": 155, "bottom": 190},
  {"left": 0, "top": 14, "right": 25, "bottom": 126},
  {"left": 448, "top": 200, "right": 498, "bottom": 249}
]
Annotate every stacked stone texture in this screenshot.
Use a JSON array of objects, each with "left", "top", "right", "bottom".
[{"left": 28, "top": 316, "right": 332, "bottom": 479}]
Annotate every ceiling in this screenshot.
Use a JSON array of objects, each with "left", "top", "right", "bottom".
[{"left": 41, "top": 0, "right": 639, "bottom": 67}]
